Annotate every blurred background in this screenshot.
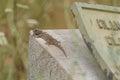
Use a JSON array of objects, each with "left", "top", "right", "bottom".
[{"left": 0, "top": 0, "right": 120, "bottom": 80}]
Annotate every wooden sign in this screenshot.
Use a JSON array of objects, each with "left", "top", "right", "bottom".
[{"left": 72, "top": 2, "right": 120, "bottom": 80}]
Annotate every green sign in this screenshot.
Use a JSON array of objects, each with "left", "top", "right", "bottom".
[{"left": 72, "top": 2, "right": 120, "bottom": 80}]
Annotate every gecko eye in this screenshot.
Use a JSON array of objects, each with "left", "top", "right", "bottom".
[{"left": 34, "top": 30, "right": 42, "bottom": 35}]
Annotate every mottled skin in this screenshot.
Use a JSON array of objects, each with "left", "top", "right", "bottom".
[{"left": 33, "top": 29, "right": 67, "bottom": 57}]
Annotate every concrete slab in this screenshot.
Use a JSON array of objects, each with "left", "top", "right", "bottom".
[{"left": 28, "top": 29, "right": 108, "bottom": 80}]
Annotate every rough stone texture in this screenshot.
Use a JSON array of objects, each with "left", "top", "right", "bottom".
[{"left": 28, "top": 29, "right": 108, "bottom": 80}]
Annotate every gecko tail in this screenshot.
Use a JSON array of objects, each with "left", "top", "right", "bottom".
[{"left": 60, "top": 47, "right": 67, "bottom": 57}]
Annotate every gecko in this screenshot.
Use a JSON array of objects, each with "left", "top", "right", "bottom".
[{"left": 33, "top": 29, "right": 67, "bottom": 57}]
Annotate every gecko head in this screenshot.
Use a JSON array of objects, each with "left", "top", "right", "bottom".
[{"left": 33, "top": 29, "right": 42, "bottom": 35}]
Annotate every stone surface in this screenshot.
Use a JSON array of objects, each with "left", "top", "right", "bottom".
[{"left": 28, "top": 29, "right": 108, "bottom": 80}]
